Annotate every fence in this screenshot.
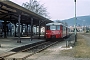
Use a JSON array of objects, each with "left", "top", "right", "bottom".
[{"left": 65, "top": 33, "right": 75, "bottom": 47}]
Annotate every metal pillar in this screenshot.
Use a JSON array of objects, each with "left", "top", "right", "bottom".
[
  {"left": 14, "top": 23, "right": 17, "bottom": 37},
  {"left": 3, "top": 20, "right": 7, "bottom": 38},
  {"left": 31, "top": 18, "right": 33, "bottom": 41},
  {"left": 26, "top": 24, "right": 28, "bottom": 36},
  {"left": 36, "top": 26, "right": 37, "bottom": 35},
  {"left": 44, "top": 22, "right": 46, "bottom": 38},
  {"left": 17, "top": 15, "right": 21, "bottom": 43},
  {"left": 74, "top": 0, "right": 77, "bottom": 42},
  {"left": 38, "top": 21, "right": 41, "bottom": 39},
  {"left": 21, "top": 23, "right": 23, "bottom": 36}
]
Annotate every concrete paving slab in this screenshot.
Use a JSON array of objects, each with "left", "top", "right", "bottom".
[
  {"left": 0, "top": 37, "right": 45, "bottom": 54},
  {"left": 0, "top": 52, "right": 16, "bottom": 57},
  {"left": 5, "top": 52, "right": 32, "bottom": 60}
]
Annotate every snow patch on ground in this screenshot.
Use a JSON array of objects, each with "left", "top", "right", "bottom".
[{"left": 59, "top": 46, "right": 72, "bottom": 50}]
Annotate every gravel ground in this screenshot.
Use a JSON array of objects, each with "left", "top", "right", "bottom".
[
  {"left": 26, "top": 41, "right": 76, "bottom": 60},
  {"left": 26, "top": 33, "right": 90, "bottom": 60}
]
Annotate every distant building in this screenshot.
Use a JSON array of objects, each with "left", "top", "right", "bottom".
[
  {"left": 69, "top": 25, "right": 90, "bottom": 32},
  {"left": 69, "top": 26, "right": 74, "bottom": 32}
]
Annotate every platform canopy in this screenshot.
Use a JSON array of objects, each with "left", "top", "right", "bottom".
[{"left": 0, "top": 0, "right": 53, "bottom": 25}]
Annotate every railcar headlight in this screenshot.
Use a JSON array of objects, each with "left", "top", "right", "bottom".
[
  {"left": 58, "top": 32, "right": 60, "bottom": 34},
  {"left": 46, "top": 33, "right": 49, "bottom": 34}
]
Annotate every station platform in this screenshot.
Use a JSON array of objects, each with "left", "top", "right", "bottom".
[{"left": 0, "top": 36, "right": 45, "bottom": 54}]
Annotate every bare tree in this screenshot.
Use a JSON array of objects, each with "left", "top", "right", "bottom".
[{"left": 22, "top": 0, "right": 50, "bottom": 19}]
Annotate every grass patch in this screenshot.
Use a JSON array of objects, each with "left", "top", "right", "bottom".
[
  {"left": 61, "top": 35, "right": 90, "bottom": 58},
  {"left": 60, "top": 49, "right": 74, "bottom": 57},
  {"left": 74, "top": 39, "right": 90, "bottom": 58}
]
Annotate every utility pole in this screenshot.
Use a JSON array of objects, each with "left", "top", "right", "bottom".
[{"left": 74, "top": 0, "right": 77, "bottom": 42}]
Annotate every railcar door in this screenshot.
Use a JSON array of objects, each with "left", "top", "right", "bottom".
[{"left": 60, "top": 25, "right": 63, "bottom": 38}]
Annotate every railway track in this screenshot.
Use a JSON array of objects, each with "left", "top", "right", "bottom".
[{"left": 0, "top": 40, "right": 60, "bottom": 60}]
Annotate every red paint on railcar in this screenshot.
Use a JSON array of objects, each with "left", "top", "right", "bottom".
[{"left": 45, "top": 23, "right": 69, "bottom": 40}]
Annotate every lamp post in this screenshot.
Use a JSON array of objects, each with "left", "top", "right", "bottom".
[{"left": 74, "top": 0, "right": 77, "bottom": 42}]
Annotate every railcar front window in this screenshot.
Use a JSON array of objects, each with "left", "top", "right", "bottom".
[
  {"left": 50, "top": 26, "right": 56, "bottom": 30},
  {"left": 46, "top": 26, "right": 50, "bottom": 30},
  {"left": 56, "top": 26, "right": 60, "bottom": 30}
]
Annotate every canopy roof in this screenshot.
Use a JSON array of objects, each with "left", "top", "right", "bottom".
[{"left": 0, "top": 0, "right": 52, "bottom": 25}]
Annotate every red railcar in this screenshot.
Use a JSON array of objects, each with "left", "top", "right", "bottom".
[{"left": 45, "top": 23, "right": 69, "bottom": 40}]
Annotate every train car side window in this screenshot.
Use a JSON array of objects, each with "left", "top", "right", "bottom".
[
  {"left": 46, "top": 26, "right": 50, "bottom": 30},
  {"left": 56, "top": 25, "right": 60, "bottom": 30}
]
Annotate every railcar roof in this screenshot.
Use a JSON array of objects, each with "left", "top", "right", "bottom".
[{"left": 46, "top": 23, "right": 63, "bottom": 26}]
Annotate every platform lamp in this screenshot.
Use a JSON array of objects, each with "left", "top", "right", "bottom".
[{"left": 74, "top": 0, "right": 77, "bottom": 42}]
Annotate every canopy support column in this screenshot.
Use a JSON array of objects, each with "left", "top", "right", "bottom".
[
  {"left": 38, "top": 20, "right": 41, "bottom": 39},
  {"left": 3, "top": 20, "right": 7, "bottom": 38},
  {"left": 17, "top": 14, "right": 21, "bottom": 43},
  {"left": 31, "top": 18, "right": 33, "bottom": 41},
  {"left": 14, "top": 23, "right": 17, "bottom": 37}
]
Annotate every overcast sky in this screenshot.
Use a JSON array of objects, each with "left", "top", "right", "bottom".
[{"left": 10, "top": 0, "right": 90, "bottom": 20}]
